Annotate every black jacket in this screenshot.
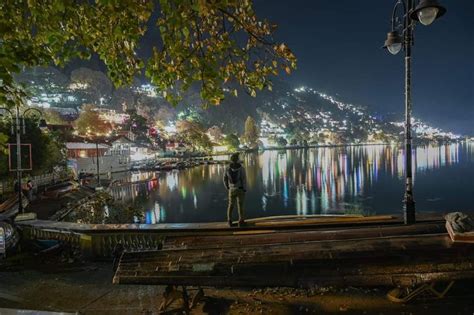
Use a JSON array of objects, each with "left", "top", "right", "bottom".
[{"left": 223, "top": 162, "right": 247, "bottom": 190}]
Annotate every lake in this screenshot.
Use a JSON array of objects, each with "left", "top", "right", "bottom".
[{"left": 108, "top": 142, "right": 474, "bottom": 223}]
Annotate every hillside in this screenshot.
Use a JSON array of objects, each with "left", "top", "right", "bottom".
[{"left": 15, "top": 67, "right": 462, "bottom": 144}]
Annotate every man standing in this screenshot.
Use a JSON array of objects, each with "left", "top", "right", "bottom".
[{"left": 223, "top": 153, "right": 246, "bottom": 227}]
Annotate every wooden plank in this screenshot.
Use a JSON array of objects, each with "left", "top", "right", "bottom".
[
  {"left": 118, "top": 240, "right": 469, "bottom": 271},
  {"left": 245, "top": 214, "right": 364, "bottom": 222},
  {"left": 114, "top": 265, "right": 474, "bottom": 288},
  {"left": 251, "top": 215, "right": 394, "bottom": 227},
  {"left": 446, "top": 221, "right": 474, "bottom": 243},
  {"left": 162, "top": 222, "right": 446, "bottom": 250},
  {"left": 232, "top": 230, "right": 277, "bottom": 235}
]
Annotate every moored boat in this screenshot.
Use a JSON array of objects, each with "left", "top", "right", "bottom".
[{"left": 42, "top": 181, "right": 79, "bottom": 199}]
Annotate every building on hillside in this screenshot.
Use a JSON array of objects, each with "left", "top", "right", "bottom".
[
  {"left": 259, "top": 119, "right": 287, "bottom": 148},
  {"left": 66, "top": 136, "right": 133, "bottom": 177},
  {"left": 165, "top": 141, "right": 191, "bottom": 156},
  {"left": 130, "top": 143, "right": 157, "bottom": 161},
  {"left": 66, "top": 142, "right": 110, "bottom": 159},
  {"left": 212, "top": 143, "right": 228, "bottom": 154},
  {"left": 107, "top": 135, "right": 133, "bottom": 158},
  {"left": 115, "top": 130, "right": 136, "bottom": 142},
  {"left": 96, "top": 108, "right": 130, "bottom": 125}
]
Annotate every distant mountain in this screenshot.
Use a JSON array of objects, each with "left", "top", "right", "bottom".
[
  {"left": 188, "top": 82, "right": 462, "bottom": 144},
  {"left": 16, "top": 67, "right": 462, "bottom": 143}
]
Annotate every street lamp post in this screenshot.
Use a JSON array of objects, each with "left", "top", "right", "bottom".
[
  {"left": 96, "top": 141, "right": 100, "bottom": 187},
  {"left": 0, "top": 106, "right": 47, "bottom": 213},
  {"left": 84, "top": 133, "right": 102, "bottom": 189},
  {"left": 383, "top": 0, "right": 446, "bottom": 224}
]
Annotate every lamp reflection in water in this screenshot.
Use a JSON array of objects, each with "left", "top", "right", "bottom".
[{"left": 145, "top": 202, "right": 166, "bottom": 224}]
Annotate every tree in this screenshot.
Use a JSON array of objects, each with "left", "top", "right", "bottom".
[
  {"left": 69, "top": 192, "right": 113, "bottom": 224},
  {"left": 286, "top": 123, "right": 308, "bottom": 146},
  {"left": 276, "top": 137, "right": 288, "bottom": 147},
  {"left": 267, "top": 134, "right": 277, "bottom": 146},
  {"left": 0, "top": 118, "right": 64, "bottom": 178},
  {"left": 111, "top": 87, "right": 137, "bottom": 111},
  {"left": 70, "top": 67, "right": 113, "bottom": 104},
  {"left": 0, "top": 132, "right": 8, "bottom": 179},
  {"left": 175, "top": 120, "right": 211, "bottom": 152},
  {"left": 242, "top": 116, "right": 259, "bottom": 148},
  {"left": 176, "top": 119, "right": 204, "bottom": 134},
  {"left": 155, "top": 106, "right": 176, "bottom": 127},
  {"left": 188, "top": 132, "right": 213, "bottom": 152},
  {"left": 74, "top": 104, "right": 112, "bottom": 136},
  {"left": 328, "top": 132, "right": 345, "bottom": 145},
  {"left": 42, "top": 108, "right": 67, "bottom": 125},
  {"left": 310, "top": 132, "right": 328, "bottom": 145},
  {"left": 348, "top": 127, "right": 368, "bottom": 143},
  {"left": 207, "top": 126, "right": 223, "bottom": 142},
  {"left": 223, "top": 134, "right": 240, "bottom": 152},
  {"left": 124, "top": 109, "right": 149, "bottom": 141},
  {"left": 0, "top": 1, "right": 296, "bottom": 109},
  {"left": 42, "top": 131, "right": 67, "bottom": 173}
]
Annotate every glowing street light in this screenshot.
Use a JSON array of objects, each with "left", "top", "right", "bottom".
[
  {"left": 411, "top": 0, "right": 446, "bottom": 26},
  {"left": 383, "top": 31, "right": 403, "bottom": 55}
]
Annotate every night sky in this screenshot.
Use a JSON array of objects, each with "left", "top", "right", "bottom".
[{"left": 254, "top": 1, "right": 474, "bottom": 135}]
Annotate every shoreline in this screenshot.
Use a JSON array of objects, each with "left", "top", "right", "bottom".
[{"left": 163, "top": 139, "right": 467, "bottom": 160}]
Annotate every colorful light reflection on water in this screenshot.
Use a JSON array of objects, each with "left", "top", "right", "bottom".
[{"left": 108, "top": 142, "right": 474, "bottom": 223}]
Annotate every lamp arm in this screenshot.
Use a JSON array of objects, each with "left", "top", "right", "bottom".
[
  {"left": 391, "top": 0, "right": 408, "bottom": 31},
  {"left": 22, "top": 107, "right": 44, "bottom": 118},
  {"left": 21, "top": 108, "right": 45, "bottom": 134},
  {"left": 0, "top": 107, "right": 14, "bottom": 118}
]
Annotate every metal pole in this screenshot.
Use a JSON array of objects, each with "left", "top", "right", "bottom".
[
  {"left": 96, "top": 141, "right": 100, "bottom": 187},
  {"left": 403, "top": 0, "right": 416, "bottom": 224},
  {"left": 15, "top": 106, "right": 23, "bottom": 214}
]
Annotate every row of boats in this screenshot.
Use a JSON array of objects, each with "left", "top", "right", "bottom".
[{"left": 131, "top": 158, "right": 228, "bottom": 172}]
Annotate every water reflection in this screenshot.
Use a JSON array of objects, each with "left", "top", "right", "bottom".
[{"left": 108, "top": 142, "right": 474, "bottom": 223}]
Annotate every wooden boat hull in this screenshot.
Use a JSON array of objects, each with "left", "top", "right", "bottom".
[{"left": 113, "top": 222, "right": 474, "bottom": 288}]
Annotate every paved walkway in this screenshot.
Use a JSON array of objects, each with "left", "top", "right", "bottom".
[{"left": 1, "top": 258, "right": 474, "bottom": 314}]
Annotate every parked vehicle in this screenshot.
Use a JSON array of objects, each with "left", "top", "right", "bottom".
[{"left": 0, "top": 221, "right": 19, "bottom": 257}]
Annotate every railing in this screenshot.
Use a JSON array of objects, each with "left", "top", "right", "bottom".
[
  {"left": 18, "top": 221, "right": 166, "bottom": 259},
  {"left": 0, "top": 170, "right": 70, "bottom": 196},
  {"left": 0, "top": 179, "right": 13, "bottom": 196},
  {"left": 16, "top": 215, "right": 430, "bottom": 260}
]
